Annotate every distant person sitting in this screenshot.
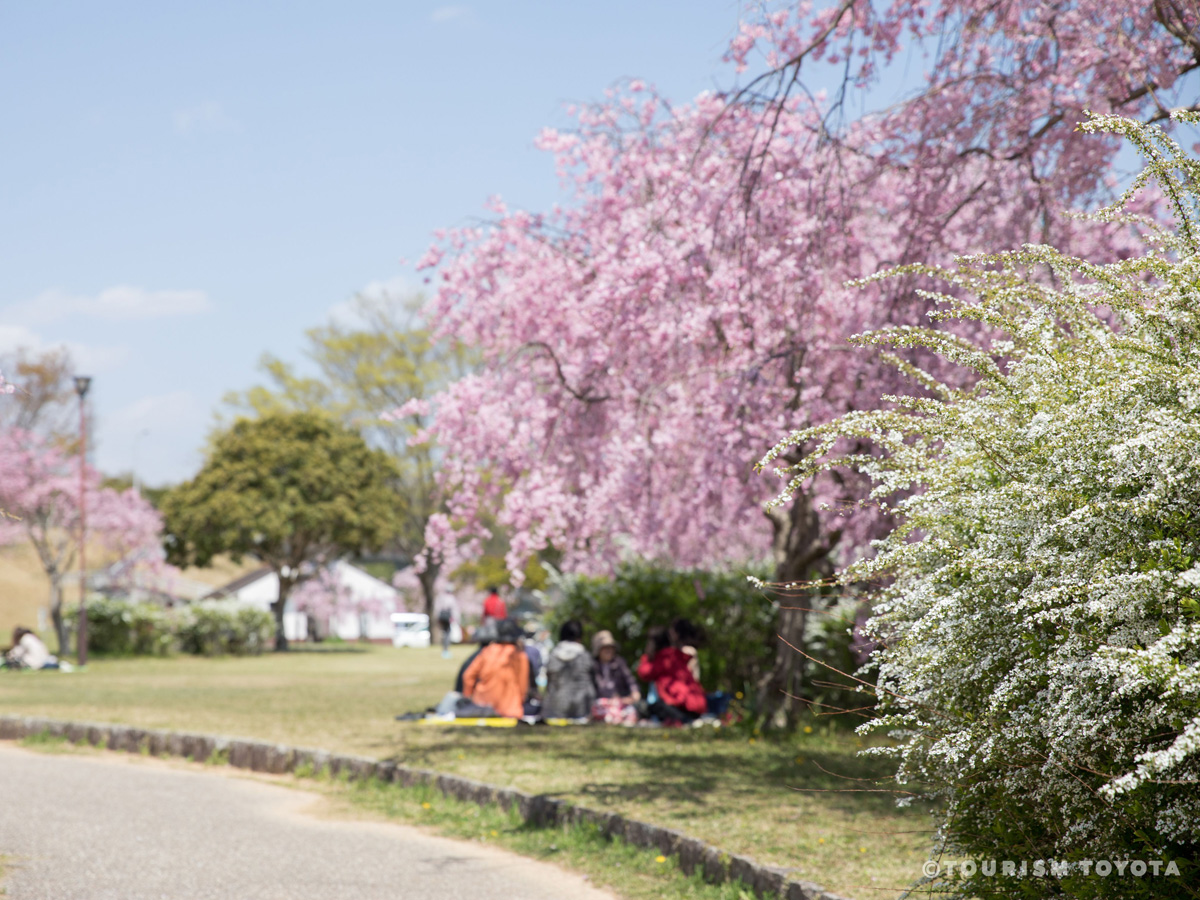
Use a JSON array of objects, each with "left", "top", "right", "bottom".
[
  {"left": 481, "top": 586, "right": 507, "bottom": 622},
  {"left": 452, "top": 619, "right": 498, "bottom": 694},
  {"left": 542, "top": 620, "right": 596, "bottom": 719},
  {"left": 522, "top": 628, "right": 544, "bottom": 716},
  {"left": 637, "top": 625, "right": 706, "bottom": 724},
  {"left": 669, "top": 617, "right": 705, "bottom": 683},
  {"left": 461, "top": 618, "right": 529, "bottom": 718},
  {"left": 414, "top": 619, "right": 498, "bottom": 717},
  {"left": 3, "top": 627, "right": 55, "bottom": 671},
  {"left": 591, "top": 630, "right": 640, "bottom": 725}
]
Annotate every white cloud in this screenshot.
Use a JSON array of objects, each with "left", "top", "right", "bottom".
[
  {"left": 6, "top": 285, "right": 212, "bottom": 326},
  {"left": 359, "top": 274, "right": 420, "bottom": 304},
  {"left": 430, "top": 5, "right": 476, "bottom": 24},
  {"left": 98, "top": 391, "right": 209, "bottom": 485},
  {"left": 0, "top": 324, "right": 127, "bottom": 374},
  {"left": 110, "top": 391, "right": 203, "bottom": 428},
  {"left": 326, "top": 275, "right": 422, "bottom": 328},
  {"left": 172, "top": 100, "right": 236, "bottom": 136}
]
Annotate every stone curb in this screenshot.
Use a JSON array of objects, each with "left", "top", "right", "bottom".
[{"left": 0, "top": 715, "right": 854, "bottom": 900}]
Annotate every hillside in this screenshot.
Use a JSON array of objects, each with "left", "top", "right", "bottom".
[{"left": 0, "top": 539, "right": 260, "bottom": 653}]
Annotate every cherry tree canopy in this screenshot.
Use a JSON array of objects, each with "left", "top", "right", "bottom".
[
  {"left": 0, "top": 428, "right": 165, "bottom": 653},
  {"left": 413, "top": 2, "right": 1200, "bottom": 718},
  {"left": 420, "top": 2, "right": 1197, "bottom": 575}
]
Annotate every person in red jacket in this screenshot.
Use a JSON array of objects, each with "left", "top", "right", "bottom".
[
  {"left": 636, "top": 625, "right": 707, "bottom": 724},
  {"left": 481, "top": 585, "right": 507, "bottom": 622}
]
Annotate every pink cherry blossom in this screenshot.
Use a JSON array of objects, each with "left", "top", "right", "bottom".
[
  {"left": 418, "top": 3, "right": 1193, "bottom": 591},
  {"left": 0, "top": 428, "right": 166, "bottom": 652}
]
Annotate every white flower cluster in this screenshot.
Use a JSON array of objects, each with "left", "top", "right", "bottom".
[{"left": 763, "top": 113, "right": 1200, "bottom": 895}]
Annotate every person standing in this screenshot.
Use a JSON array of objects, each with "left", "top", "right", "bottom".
[
  {"left": 481, "top": 585, "right": 507, "bottom": 623},
  {"left": 434, "top": 590, "right": 459, "bottom": 658}
]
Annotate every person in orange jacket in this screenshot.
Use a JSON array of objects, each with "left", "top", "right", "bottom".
[
  {"left": 461, "top": 618, "right": 529, "bottom": 717},
  {"left": 636, "top": 625, "right": 707, "bottom": 724}
]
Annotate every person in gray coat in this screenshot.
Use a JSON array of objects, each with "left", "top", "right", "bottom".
[{"left": 542, "top": 620, "right": 595, "bottom": 719}]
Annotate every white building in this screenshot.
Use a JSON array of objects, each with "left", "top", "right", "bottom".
[{"left": 206, "top": 560, "right": 404, "bottom": 643}]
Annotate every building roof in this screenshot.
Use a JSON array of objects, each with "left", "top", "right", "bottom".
[{"left": 203, "top": 566, "right": 274, "bottom": 600}]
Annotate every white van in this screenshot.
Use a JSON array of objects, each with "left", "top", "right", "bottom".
[{"left": 389, "top": 612, "right": 432, "bottom": 648}]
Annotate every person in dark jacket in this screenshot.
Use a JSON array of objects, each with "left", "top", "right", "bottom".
[
  {"left": 542, "top": 620, "right": 595, "bottom": 719},
  {"left": 637, "top": 625, "right": 706, "bottom": 724}
]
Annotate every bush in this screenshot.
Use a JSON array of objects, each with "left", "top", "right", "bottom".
[
  {"left": 551, "top": 562, "right": 775, "bottom": 695},
  {"left": 766, "top": 114, "right": 1200, "bottom": 896},
  {"left": 65, "top": 598, "right": 275, "bottom": 657},
  {"left": 175, "top": 603, "right": 274, "bottom": 657},
  {"left": 65, "top": 597, "right": 172, "bottom": 657}
]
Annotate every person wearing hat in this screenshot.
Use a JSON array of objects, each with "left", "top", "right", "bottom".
[{"left": 591, "top": 629, "right": 640, "bottom": 725}]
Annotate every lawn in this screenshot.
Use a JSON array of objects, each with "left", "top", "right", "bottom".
[{"left": 0, "top": 645, "right": 933, "bottom": 898}]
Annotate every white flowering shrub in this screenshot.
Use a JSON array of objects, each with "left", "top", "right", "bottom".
[{"left": 761, "top": 113, "right": 1200, "bottom": 898}]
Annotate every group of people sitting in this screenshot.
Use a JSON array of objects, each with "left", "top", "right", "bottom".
[{"left": 432, "top": 616, "right": 716, "bottom": 726}]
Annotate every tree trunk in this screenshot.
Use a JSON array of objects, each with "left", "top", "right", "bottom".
[
  {"left": 755, "top": 491, "right": 841, "bottom": 730},
  {"left": 48, "top": 571, "right": 68, "bottom": 657},
  {"left": 272, "top": 574, "right": 295, "bottom": 652},
  {"left": 417, "top": 551, "right": 442, "bottom": 639}
]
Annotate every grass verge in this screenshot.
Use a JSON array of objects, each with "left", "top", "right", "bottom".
[{"left": 330, "top": 772, "right": 764, "bottom": 900}]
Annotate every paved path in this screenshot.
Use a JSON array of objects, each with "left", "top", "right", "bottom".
[{"left": 0, "top": 744, "right": 614, "bottom": 900}]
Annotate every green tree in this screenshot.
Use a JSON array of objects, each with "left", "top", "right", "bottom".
[
  {"left": 162, "top": 412, "right": 399, "bottom": 650},
  {"left": 223, "top": 293, "right": 469, "bottom": 634}
]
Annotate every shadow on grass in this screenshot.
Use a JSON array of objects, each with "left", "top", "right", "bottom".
[
  {"left": 282, "top": 645, "right": 370, "bottom": 654},
  {"left": 387, "top": 724, "right": 923, "bottom": 818}
]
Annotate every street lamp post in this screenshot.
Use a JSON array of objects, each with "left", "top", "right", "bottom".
[{"left": 74, "top": 375, "right": 92, "bottom": 666}]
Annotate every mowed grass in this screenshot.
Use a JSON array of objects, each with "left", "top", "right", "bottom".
[{"left": 0, "top": 646, "right": 933, "bottom": 898}]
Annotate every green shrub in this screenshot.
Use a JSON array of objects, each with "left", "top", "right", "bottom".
[
  {"left": 175, "top": 603, "right": 274, "bottom": 656},
  {"left": 550, "top": 562, "right": 775, "bottom": 695},
  {"left": 65, "top": 597, "right": 172, "bottom": 657}
]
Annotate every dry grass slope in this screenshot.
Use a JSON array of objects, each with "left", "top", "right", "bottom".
[{"left": 0, "top": 538, "right": 260, "bottom": 648}]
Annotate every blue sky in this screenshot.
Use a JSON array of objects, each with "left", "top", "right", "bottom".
[
  {"left": 5, "top": 4, "right": 1186, "bottom": 486},
  {"left": 0, "top": 2, "right": 755, "bottom": 484}
]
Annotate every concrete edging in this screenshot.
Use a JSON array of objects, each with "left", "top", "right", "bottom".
[{"left": 0, "top": 714, "right": 852, "bottom": 900}]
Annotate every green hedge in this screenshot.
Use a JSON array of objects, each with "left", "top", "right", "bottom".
[
  {"left": 66, "top": 599, "right": 273, "bottom": 657},
  {"left": 175, "top": 604, "right": 274, "bottom": 656},
  {"left": 551, "top": 563, "right": 877, "bottom": 721},
  {"left": 550, "top": 563, "right": 776, "bottom": 694},
  {"left": 64, "top": 596, "right": 173, "bottom": 657}
]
